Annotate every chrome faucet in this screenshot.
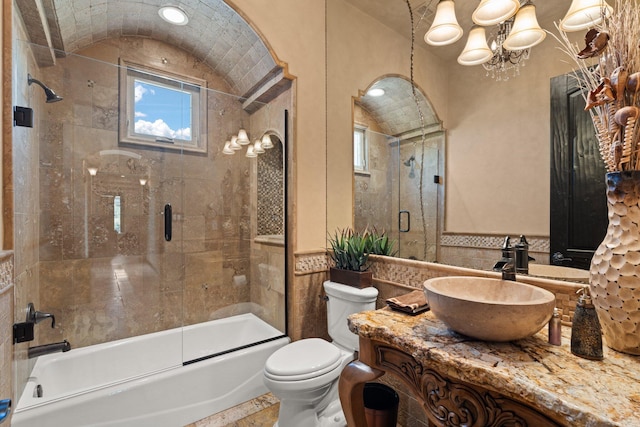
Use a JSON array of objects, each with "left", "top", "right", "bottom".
[
  {"left": 28, "top": 340, "right": 71, "bottom": 359},
  {"left": 26, "top": 303, "right": 56, "bottom": 328}
]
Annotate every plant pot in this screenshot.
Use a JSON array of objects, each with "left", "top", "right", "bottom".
[
  {"left": 329, "top": 267, "right": 373, "bottom": 289},
  {"left": 590, "top": 171, "right": 640, "bottom": 355}
]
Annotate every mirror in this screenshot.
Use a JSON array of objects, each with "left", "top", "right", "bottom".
[{"left": 328, "top": 0, "right": 585, "bottom": 271}]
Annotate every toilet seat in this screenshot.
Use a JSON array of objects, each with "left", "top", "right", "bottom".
[{"left": 264, "top": 338, "right": 342, "bottom": 381}]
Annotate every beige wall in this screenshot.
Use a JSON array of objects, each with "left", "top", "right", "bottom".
[{"left": 230, "top": 0, "right": 327, "bottom": 253}]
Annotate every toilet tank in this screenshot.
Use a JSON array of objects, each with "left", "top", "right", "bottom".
[{"left": 323, "top": 280, "right": 378, "bottom": 351}]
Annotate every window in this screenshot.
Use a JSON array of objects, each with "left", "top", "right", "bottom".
[
  {"left": 354, "top": 125, "right": 368, "bottom": 173},
  {"left": 113, "top": 195, "right": 122, "bottom": 234},
  {"left": 119, "top": 60, "right": 208, "bottom": 153}
]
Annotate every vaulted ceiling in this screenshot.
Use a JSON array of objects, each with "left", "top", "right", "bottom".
[{"left": 17, "top": 0, "right": 283, "bottom": 100}]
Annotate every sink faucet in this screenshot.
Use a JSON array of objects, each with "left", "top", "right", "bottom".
[
  {"left": 28, "top": 340, "right": 71, "bottom": 359},
  {"left": 493, "top": 236, "right": 516, "bottom": 281},
  {"left": 501, "top": 256, "right": 516, "bottom": 281}
]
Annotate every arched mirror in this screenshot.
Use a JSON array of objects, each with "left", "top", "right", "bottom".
[{"left": 353, "top": 76, "right": 444, "bottom": 261}]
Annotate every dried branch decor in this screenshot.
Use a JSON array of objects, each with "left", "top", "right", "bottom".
[{"left": 554, "top": 0, "right": 640, "bottom": 172}]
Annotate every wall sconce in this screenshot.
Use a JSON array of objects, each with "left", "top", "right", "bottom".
[
  {"left": 254, "top": 140, "right": 265, "bottom": 154},
  {"left": 236, "top": 129, "right": 250, "bottom": 145},
  {"left": 261, "top": 134, "right": 273, "bottom": 149}
]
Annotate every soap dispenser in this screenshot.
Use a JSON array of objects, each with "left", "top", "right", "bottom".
[{"left": 571, "top": 287, "right": 603, "bottom": 360}]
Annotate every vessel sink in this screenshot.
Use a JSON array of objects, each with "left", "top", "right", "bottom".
[
  {"left": 527, "top": 264, "right": 589, "bottom": 283},
  {"left": 423, "top": 277, "right": 556, "bottom": 342}
]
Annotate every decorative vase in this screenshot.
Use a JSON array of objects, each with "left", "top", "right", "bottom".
[
  {"left": 329, "top": 267, "right": 373, "bottom": 289},
  {"left": 590, "top": 171, "right": 640, "bottom": 355}
]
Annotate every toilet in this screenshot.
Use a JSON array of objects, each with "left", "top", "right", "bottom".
[{"left": 263, "top": 280, "right": 378, "bottom": 427}]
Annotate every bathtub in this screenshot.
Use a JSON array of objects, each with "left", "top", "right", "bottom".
[{"left": 11, "top": 313, "right": 289, "bottom": 427}]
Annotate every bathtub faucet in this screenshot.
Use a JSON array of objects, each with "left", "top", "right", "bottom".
[
  {"left": 26, "top": 302, "right": 56, "bottom": 328},
  {"left": 28, "top": 340, "right": 71, "bottom": 359}
]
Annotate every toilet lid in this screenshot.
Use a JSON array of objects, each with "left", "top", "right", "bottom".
[{"left": 265, "top": 338, "right": 342, "bottom": 381}]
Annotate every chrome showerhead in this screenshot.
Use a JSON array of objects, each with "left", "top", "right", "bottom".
[
  {"left": 28, "top": 73, "right": 63, "bottom": 103},
  {"left": 403, "top": 155, "right": 415, "bottom": 167}
]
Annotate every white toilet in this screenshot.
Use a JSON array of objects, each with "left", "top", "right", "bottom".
[{"left": 263, "top": 280, "right": 378, "bottom": 427}]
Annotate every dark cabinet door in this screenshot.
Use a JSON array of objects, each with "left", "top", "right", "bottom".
[{"left": 550, "top": 74, "right": 608, "bottom": 270}]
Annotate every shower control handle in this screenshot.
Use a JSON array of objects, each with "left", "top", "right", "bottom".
[
  {"left": 399, "top": 210, "right": 410, "bottom": 233},
  {"left": 164, "top": 204, "right": 172, "bottom": 241}
]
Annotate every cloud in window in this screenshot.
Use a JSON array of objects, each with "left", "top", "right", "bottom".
[
  {"left": 135, "top": 111, "right": 147, "bottom": 118},
  {"left": 135, "top": 118, "right": 191, "bottom": 141},
  {"left": 134, "top": 83, "right": 155, "bottom": 103}
]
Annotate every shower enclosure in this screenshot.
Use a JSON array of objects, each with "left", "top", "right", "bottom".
[
  {"left": 13, "top": 36, "right": 289, "bottom": 404},
  {"left": 353, "top": 128, "right": 442, "bottom": 261}
]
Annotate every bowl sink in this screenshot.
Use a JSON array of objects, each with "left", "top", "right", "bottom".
[{"left": 423, "top": 277, "right": 556, "bottom": 342}]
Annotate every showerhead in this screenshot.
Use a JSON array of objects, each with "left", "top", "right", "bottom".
[
  {"left": 403, "top": 155, "right": 415, "bottom": 167},
  {"left": 28, "top": 73, "right": 63, "bottom": 103}
]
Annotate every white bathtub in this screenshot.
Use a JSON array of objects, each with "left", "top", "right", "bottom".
[{"left": 12, "top": 313, "right": 289, "bottom": 427}]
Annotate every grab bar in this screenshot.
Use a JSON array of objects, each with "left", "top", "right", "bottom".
[{"left": 0, "top": 399, "right": 10, "bottom": 424}]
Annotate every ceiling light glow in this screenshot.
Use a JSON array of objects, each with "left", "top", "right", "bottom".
[{"left": 159, "top": 6, "right": 189, "bottom": 26}]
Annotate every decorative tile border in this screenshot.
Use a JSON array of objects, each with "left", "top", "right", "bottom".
[
  {"left": 294, "top": 251, "right": 327, "bottom": 274},
  {"left": 0, "top": 251, "right": 13, "bottom": 291},
  {"left": 440, "top": 234, "right": 550, "bottom": 253}
]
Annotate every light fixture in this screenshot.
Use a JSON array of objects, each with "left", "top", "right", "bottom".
[
  {"left": 472, "top": 0, "right": 520, "bottom": 26},
  {"left": 261, "top": 134, "right": 273, "bottom": 149},
  {"left": 222, "top": 141, "right": 235, "bottom": 155},
  {"left": 457, "top": 26, "right": 493, "bottom": 66},
  {"left": 245, "top": 145, "right": 257, "bottom": 158},
  {"left": 482, "top": 18, "right": 531, "bottom": 81},
  {"left": 449, "top": 1, "right": 544, "bottom": 81},
  {"left": 425, "top": 0, "right": 464, "bottom": 46},
  {"left": 236, "top": 129, "right": 250, "bottom": 145},
  {"left": 87, "top": 167, "right": 98, "bottom": 176},
  {"left": 229, "top": 135, "right": 242, "bottom": 150},
  {"left": 139, "top": 178, "right": 148, "bottom": 186},
  {"left": 503, "top": 1, "right": 546, "bottom": 51},
  {"left": 559, "top": 0, "right": 612, "bottom": 32},
  {"left": 367, "top": 88, "right": 385, "bottom": 97},
  {"left": 254, "top": 139, "right": 265, "bottom": 154},
  {"left": 158, "top": 6, "right": 189, "bottom": 26}
]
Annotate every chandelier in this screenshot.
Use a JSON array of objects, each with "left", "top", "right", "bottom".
[
  {"left": 482, "top": 18, "right": 531, "bottom": 81},
  {"left": 425, "top": 0, "right": 613, "bottom": 81}
]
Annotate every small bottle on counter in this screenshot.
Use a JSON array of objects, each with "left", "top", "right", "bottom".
[{"left": 548, "top": 307, "right": 561, "bottom": 346}]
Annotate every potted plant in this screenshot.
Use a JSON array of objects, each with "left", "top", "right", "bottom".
[{"left": 328, "top": 227, "right": 396, "bottom": 288}]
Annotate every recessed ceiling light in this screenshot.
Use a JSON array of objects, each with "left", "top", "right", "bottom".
[
  {"left": 159, "top": 6, "right": 189, "bottom": 26},
  {"left": 367, "top": 88, "right": 385, "bottom": 97}
]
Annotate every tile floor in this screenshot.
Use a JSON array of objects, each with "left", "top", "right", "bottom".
[{"left": 185, "top": 393, "right": 279, "bottom": 427}]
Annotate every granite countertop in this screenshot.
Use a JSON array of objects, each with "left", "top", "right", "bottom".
[{"left": 348, "top": 308, "right": 640, "bottom": 427}]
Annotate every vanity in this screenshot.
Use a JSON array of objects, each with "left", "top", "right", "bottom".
[{"left": 339, "top": 308, "right": 640, "bottom": 427}]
